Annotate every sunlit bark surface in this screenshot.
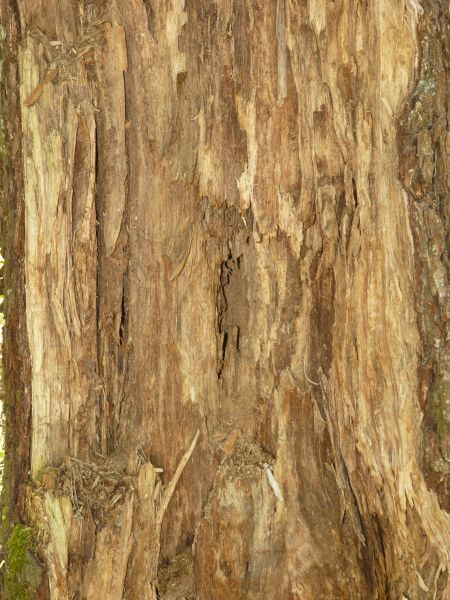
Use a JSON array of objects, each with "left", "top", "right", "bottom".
[{"left": 0, "top": 0, "right": 448, "bottom": 598}]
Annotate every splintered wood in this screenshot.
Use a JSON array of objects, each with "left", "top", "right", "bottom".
[
  {"left": 31, "top": 431, "right": 200, "bottom": 599},
  {"left": 3, "top": 0, "right": 448, "bottom": 598}
]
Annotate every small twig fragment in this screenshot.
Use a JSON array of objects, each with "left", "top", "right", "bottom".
[
  {"left": 156, "top": 430, "right": 200, "bottom": 524},
  {"left": 24, "top": 67, "right": 58, "bottom": 107},
  {"left": 76, "top": 44, "right": 94, "bottom": 59}
]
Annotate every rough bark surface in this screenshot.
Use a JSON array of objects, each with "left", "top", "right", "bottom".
[
  {"left": 0, "top": 0, "right": 449, "bottom": 599},
  {"left": 398, "top": 0, "right": 449, "bottom": 512}
]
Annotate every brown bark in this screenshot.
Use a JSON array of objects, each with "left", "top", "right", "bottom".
[
  {"left": 398, "top": 0, "right": 449, "bottom": 512},
  {"left": 0, "top": 0, "right": 448, "bottom": 599}
]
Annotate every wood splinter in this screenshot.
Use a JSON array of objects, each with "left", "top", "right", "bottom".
[
  {"left": 156, "top": 429, "right": 200, "bottom": 525},
  {"left": 23, "top": 67, "right": 58, "bottom": 107}
]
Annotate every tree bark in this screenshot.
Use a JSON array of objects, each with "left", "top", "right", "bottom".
[{"left": 0, "top": 0, "right": 448, "bottom": 598}]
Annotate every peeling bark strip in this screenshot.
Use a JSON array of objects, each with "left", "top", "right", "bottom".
[
  {"left": 398, "top": 0, "right": 449, "bottom": 512},
  {"left": 95, "top": 21, "right": 127, "bottom": 257},
  {"left": 1, "top": 0, "right": 449, "bottom": 599}
]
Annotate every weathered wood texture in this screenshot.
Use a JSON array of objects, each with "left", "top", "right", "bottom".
[
  {"left": 0, "top": 0, "right": 32, "bottom": 531},
  {"left": 0, "top": 0, "right": 449, "bottom": 598},
  {"left": 398, "top": 0, "right": 449, "bottom": 513}
]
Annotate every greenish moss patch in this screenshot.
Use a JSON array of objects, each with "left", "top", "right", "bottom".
[{"left": 4, "top": 524, "right": 41, "bottom": 600}]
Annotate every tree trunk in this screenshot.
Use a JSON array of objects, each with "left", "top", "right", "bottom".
[{"left": 0, "top": 0, "right": 448, "bottom": 598}]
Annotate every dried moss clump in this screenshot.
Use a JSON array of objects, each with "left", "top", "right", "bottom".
[{"left": 53, "top": 454, "right": 134, "bottom": 518}]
